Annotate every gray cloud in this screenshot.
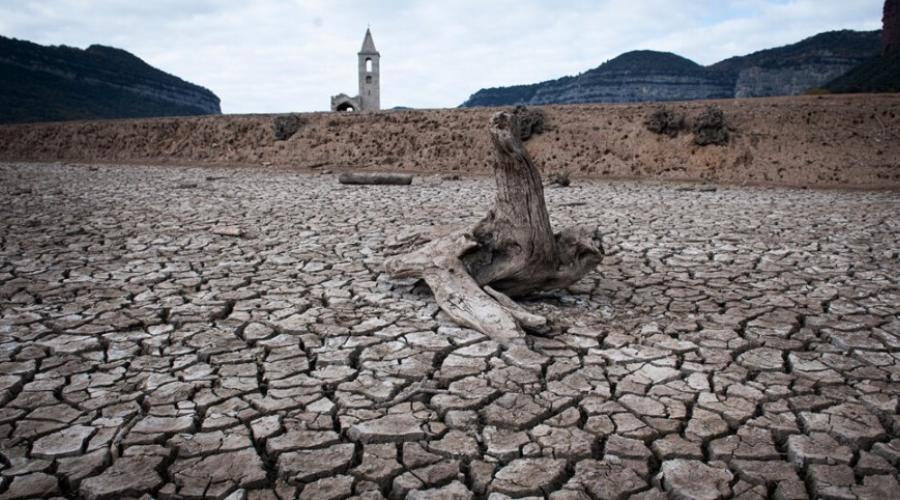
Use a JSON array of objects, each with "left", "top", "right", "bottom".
[{"left": 0, "top": 0, "right": 883, "bottom": 113}]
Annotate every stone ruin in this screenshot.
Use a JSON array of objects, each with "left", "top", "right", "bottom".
[{"left": 330, "top": 28, "right": 381, "bottom": 112}]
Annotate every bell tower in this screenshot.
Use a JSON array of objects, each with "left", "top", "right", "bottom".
[{"left": 358, "top": 28, "right": 380, "bottom": 112}]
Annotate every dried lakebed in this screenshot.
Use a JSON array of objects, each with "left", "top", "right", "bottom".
[{"left": 1, "top": 162, "right": 899, "bottom": 500}]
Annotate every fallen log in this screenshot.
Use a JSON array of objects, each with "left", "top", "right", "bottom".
[
  {"left": 338, "top": 172, "right": 413, "bottom": 185},
  {"left": 384, "top": 111, "right": 604, "bottom": 347}
]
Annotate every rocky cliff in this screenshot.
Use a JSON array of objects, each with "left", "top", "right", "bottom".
[
  {"left": 885, "top": 0, "right": 900, "bottom": 53},
  {"left": 0, "top": 36, "right": 221, "bottom": 124},
  {"left": 461, "top": 30, "right": 881, "bottom": 107},
  {"left": 824, "top": 1, "right": 900, "bottom": 94}
]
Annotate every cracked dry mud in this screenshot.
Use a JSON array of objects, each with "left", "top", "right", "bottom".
[{"left": 1, "top": 161, "right": 899, "bottom": 500}]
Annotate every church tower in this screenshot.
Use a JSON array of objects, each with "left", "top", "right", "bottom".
[{"left": 358, "top": 28, "right": 380, "bottom": 111}]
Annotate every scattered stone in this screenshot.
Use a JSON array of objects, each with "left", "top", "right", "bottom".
[{"left": 211, "top": 225, "right": 245, "bottom": 237}]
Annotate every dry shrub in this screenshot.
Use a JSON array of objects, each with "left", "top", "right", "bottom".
[
  {"left": 692, "top": 106, "right": 729, "bottom": 146},
  {"left": 547, "top": 171, "right": 571, "bottom": 187},
  {"left": 512, "top": 105, "right": 545, "bottom": 141},
  {"left": 273, "top": 114, "right": 304, "bottom": 141},
  {"left": 645, "top": 107, "right": 686, "bottom": 137}
]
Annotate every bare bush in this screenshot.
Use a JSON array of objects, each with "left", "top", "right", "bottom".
[
  {"left": 547, "top": 171, "right": 571, "bottom": 187},
  {"left": 512, "top": 105, "right": 545, "bottom": 141},
  {"left": 273, "top": 114, "right": 304, "bottom": 141},
  {"left": 692, "top": 106, "right": 729, "bottom": 146},
  {"left": 645, "top": 107, "right": 685, "bottom": 137}
]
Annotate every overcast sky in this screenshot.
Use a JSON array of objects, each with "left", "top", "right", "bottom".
[{"left": 0, "top": 0, "right": 884, "bottom": 113}]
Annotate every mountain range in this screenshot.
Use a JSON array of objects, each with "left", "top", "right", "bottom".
[
  {"left": 0, "top": 35, "right": 221, "bottom": 124},
  {"left": 460, "top": 30, "right": 886, "bottom": 107}
]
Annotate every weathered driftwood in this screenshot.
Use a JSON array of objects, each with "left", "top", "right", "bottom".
[
  {"left": 339, "top": 172, "right": 413, "bottom": 185},
  {"left": 384, "top": 111, "right": 604, "bottom": 346}
]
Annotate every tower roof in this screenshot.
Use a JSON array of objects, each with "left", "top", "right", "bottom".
[{"left": 359, "top": 28, "right": 378, "bottom": 54}]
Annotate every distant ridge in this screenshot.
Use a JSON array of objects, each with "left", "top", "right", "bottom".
[
  {"left": 0, "top": 35, "right": 221, "bottom": 124},
  {"left": 461, "top": 30, "right": 882, "bottom": 107},
  {"left": 711, "top": 30, "right": 887, "bottom": 97}
]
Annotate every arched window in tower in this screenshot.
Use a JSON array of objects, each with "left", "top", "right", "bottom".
[
  {"left": 365, "top": 58, "right": 373, "bottom": 73},
  {"left": 366, "top": 75, "right": 372, "bottom": 84}
]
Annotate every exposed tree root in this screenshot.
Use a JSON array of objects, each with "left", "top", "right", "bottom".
[{"left": 384, "top": 111, "right": 604, "bottom": 346}]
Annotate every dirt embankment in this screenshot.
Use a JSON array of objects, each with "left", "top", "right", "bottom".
[{"left": 1, "top": 94, "right": 898, "bottom": 189}]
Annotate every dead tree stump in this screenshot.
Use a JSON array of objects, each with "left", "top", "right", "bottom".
[{"left": 384, "top": 111, "right": 604, "bottom": 346}]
